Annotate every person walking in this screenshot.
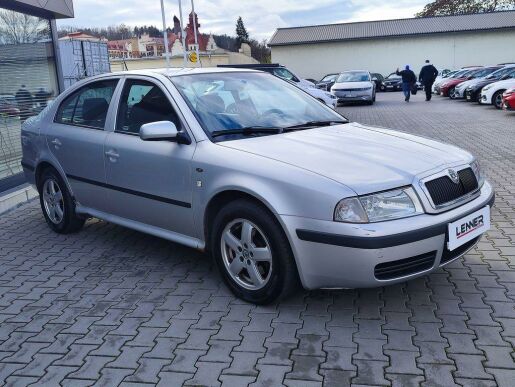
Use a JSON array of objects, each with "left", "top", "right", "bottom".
[
  {"left": 396, "top": 65, "right": 417, "bottom": 102},
  {"left": 419, "top": 59, "right": 439, "bottom": 101}
]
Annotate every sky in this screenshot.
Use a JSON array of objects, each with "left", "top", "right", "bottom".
[{"left": 59, "top": 0, "right": 430, "bottom": 40}]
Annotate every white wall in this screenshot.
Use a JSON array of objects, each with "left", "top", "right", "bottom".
[{"left": 271, "top": 30, "right": 515, "bottom": 80}]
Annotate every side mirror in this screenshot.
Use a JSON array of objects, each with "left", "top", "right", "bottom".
[
  {"left": 501, "top": 74, "right": 510, "bottom": 80},
  {"left": 139, "top": 121, "right": 190, "bottom": 144}
]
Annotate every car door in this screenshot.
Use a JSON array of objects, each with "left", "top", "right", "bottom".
[
  {"left": 47, "top": 78, "right": 120, "bottom": 211},
  {"left": 103, "top": 76, "right": 196, "bottom": 236}
]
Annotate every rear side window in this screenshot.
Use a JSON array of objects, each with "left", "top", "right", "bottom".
[{"left": 55, "top": 79, "right": 118, "bottom": 129}]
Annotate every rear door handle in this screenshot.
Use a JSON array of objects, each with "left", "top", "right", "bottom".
[{"left": 105, "top": 149, "right": 119, "bottom": 162}]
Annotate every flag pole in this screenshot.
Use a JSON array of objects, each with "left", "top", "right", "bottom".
[
  {"left": 160, "top": 0, "right": 170, "bottom": 68},
  {"left": 178, "top": 0, "right": 187, "bottom": 67},
  {"left": 191, "top": 0, "right": 200, "bottom": 67}
]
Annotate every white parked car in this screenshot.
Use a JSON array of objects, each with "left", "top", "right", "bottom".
[
  {"left": 293, "top": 81, "right": 337, "bottom": 109},
  {"left": 480, "top": 78, "right": 515, "bottom": 109},
  {"left": 331, "top": 71, "right": 376, "bottom": 105}
]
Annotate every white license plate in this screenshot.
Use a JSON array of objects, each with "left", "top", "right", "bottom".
[{"left": 447, "top": 206, "right": 490, "bottom": 251}]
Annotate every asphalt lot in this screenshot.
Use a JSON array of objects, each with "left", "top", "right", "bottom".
[{"left": 0, "top": 91, "right": 514, "bottom": 386}]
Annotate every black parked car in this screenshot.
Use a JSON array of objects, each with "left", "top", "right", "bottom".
[
  {"left": 381, "top": 73, "right": 402, "bottom": 91},
  {"left": 315, "top": 73, "right": 340, "bottom": 91},
  {"left": 371, "top": 73, "right": 385, "bottom": 91}
]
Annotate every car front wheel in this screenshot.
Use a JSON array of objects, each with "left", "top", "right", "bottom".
[
  {"left": 211, "top": 199, "right": 299, "bottom": 304},
  {"left": 38, "top": 168, "right": 85, "bottom": 234},
  {"left": 492, "top": 90, "right": 505, "bottom": 109}
]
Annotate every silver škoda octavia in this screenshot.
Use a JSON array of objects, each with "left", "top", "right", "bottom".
[{"left": 21, "top": 68, "right": 494, "bottom": 304}]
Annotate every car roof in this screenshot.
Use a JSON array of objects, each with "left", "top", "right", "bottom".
[{"left": 106, "top": 67, "right": 263, "bottom": 79}]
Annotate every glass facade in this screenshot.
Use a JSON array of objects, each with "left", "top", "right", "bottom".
[{"left": 0, "top": 7, "right": 59, "bottom": 183}]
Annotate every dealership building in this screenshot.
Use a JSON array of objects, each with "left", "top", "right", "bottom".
[
  {"left": 0, "top": 0, "right": 73, "bottom": 192},
  {"left": 269, "top": 11, "right": 515, "bottom": 80}
]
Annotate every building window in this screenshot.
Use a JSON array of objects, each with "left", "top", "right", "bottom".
[{"left": 0, "top": 7, "right": 59, "bottom": 182}]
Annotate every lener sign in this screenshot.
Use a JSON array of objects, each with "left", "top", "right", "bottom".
[{"left": 448, "top": 206, "right": 490, "bottom": 251}]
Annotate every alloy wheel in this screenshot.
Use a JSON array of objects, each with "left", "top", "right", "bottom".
[
  {"left": 42, "top": 179, "right": 64, "bottom": 224},
  {"left": 220, "top": 218, "right": 273, "bottom": 290},
  {"left": 495, "top": 93, "right": 503, "bottom": 109}
]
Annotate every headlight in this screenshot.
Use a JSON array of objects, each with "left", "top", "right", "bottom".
[
  {"left": 482, "top": 84, "right": 493, "bottom": 92},
  {"left": 334, "top": 187, "right": 423, "bottom": 223},
  {"left": 470, "top": 159, "right": 485, "bottom": 187}
]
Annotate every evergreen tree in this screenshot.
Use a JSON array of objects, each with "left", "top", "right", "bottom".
[{"left": 235, "top": 16, "right": 249, "bottom": 44}]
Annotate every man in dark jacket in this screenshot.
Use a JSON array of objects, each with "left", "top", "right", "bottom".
[
  {"left": 419, "top": 60, "right": 438, "bottom": 101},
  {"left": 396, "top": 65, "right": 417, "bottom": 102}
]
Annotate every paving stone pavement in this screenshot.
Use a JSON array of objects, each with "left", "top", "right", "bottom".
[{"left": 1, "top": 92, "right": 514, "bottom": 386}]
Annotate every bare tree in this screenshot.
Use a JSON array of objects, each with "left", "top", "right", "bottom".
[{"left": 0, "top": 10, "right": 49, "bottom": 44}]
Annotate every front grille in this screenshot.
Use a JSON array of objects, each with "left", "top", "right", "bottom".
[
  {"left": 425, "top": 168, "right": 478, "bottom": 207},
  {"left": 333, "top": 87, "right": 370, "bottom": 92},
  {"left": 440, "top": 236, "right": 480, "bottom": 265},
  {"left": 374, "top": 252, "right": 436, "bottom": 280}
]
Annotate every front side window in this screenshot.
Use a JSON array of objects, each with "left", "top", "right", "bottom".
[
  {"left": 116, "top": 79, "right": 181, "bottom": 134},
  {"left": 171, "top": 72, "right": 346, "bottom": 139},
  {"left": 55, "top": 80, "right": 118, "bottom": 129}
]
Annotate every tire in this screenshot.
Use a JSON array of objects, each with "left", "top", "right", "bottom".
[
  {"left": 492, "top": 90, "right": 505, "bottom": 110},
  {"left": 38, "top": 168, "right": 85, "bottom": 234},
  {"left": 372, "top": 92, "right": 376, "bottom": 102},
  {"left": 448, "top": 87, "right": 455, "bottom": 99},
  {"left": 210, "top": 199, "right": 299, "bottom": 304}
]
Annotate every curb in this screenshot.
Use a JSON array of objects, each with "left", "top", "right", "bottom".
[{"left": 0, "top": 184, "right": 38, "bottom": 215}]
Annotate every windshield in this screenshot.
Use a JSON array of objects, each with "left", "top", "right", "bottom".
[
  {"left": 452, "top": 69, "right": 470, "bottom": 78},
  {"left": 474, "top": 67, "right": 500, "bottom": 78},
  {"left": 386, "top": 73, "right": 401, "bottom": 80},
  {"left": 321, "top": 74, "right": 338, "bottom": 82},
  {"left": 487, "top": 67, "right": 515, "bottom": 79},
  {"left": 443, "top": 71, "right": 458, "bottom": 78},
  {"left": 170, "top": 72, "right": 347, "bottom": 139},
  {"left": 337, "top": 71, "right": 370, "bottom": 82}
]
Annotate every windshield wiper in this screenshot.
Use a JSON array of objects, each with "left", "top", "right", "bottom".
[
  {"left": 283, "top": 120, "right": 348, "bottom": 131},
  {"left": 211, "top": 126, "right": 283, "bottom": 138}
]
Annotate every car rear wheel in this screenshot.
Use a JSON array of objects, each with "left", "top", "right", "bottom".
[
  {"left": 38, "top": 168, "right": 85, "bottom": 234},
  {"left": 492, "top": 90, "right": 505, "bottom": 109},
  {"left": 210, "top": 199, "right": 299, "bottom": 304}
]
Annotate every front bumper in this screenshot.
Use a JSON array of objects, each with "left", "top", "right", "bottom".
[
  {"left": 480, "top": 92, "right": 491, "bottom": 104},
  {"left": 454, "top": 88, "right": 466, "bottom": 98},
  {"left": 281, "top": 181, "right": 494, "bottom": 290}
]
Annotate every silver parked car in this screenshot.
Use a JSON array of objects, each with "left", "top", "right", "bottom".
[{"left": 21, "top": 68, "right": 494, "bottom": 304}]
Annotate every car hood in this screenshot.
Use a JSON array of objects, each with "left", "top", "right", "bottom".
[
  {"left": 489, "top": 79, "right": 515, "bottom": 89},
  {"left": 470, "top": 78, "right": 497, "bottom": 89},
  {"left": 218, "top": 123, "right": 471, "bottom": 195},
  {"left": 332, "top": 81, "right": 372, "bottom": 89},
  {"left": 457, "top": 78, "right": 480, "bottom": 90}
]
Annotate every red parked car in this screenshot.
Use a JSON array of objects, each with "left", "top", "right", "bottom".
[
  {"left": 439, "top": 68, "right": 482, "bottom": 97},
  {"left": 502, "top": 87, "right": 515, "bottom": 111}
]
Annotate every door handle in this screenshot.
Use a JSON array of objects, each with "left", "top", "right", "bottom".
[
  {"left": 105, "top": 149, "right": 119, "bottom": 162},
  {"left": 51, "top": 138, "right": 62, "bottom": 148}
]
